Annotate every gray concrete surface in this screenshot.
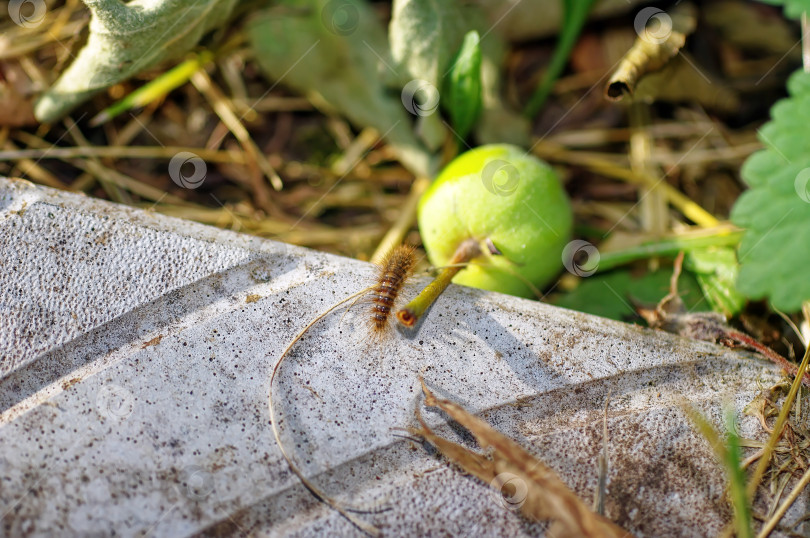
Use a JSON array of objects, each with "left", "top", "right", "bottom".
[{"left": 0, "top": 176, "right": 804, "bottom": 536}]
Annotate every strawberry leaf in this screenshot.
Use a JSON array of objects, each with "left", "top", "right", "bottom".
[
  {"left": 730, "top": 69, "right": 810, "bottom": 312},
  {"left": 758, "top": 0, "right": 810, "bottom": 19}
]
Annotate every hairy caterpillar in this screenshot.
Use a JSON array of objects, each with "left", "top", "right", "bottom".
[{"left": 369, "top": 244, "right": 417, "bottom": 333}]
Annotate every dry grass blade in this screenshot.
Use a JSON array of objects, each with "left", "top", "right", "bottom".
[
  {"left": 190, "top": 69, "right": 281, "bottom": 207},
  {"left": 747, "top": 303, "right": 810, "bottom": 535},
  {"left": 683, "top": 406, "right": 753, "bottom": 538},
  {"left": 605, "top": 3, "right": 697, "bottom": 100},
  {"left": 370, "top": 176, "right": 429, "bottom": 264},
  {"left": 531, "top": 142, "right": 720, "bottom": 228},
  {"left": 0, "top": 13, "right": 87, "bottom": 60},
  {"left": 757, "top": 465, "right": 810, "bottom": 538},
  {"left": 412, "top": 379, "right": 635, "bottom": 538},
  {"left": 2, "top": 140, "right": 66, "bottom": 189},
  {"left": 0, "top": 143, "right": 247, "bottom": 164}
]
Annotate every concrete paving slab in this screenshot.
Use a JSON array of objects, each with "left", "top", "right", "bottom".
[{"left": 0, "top": 176, "right": 804, "bottom": 537}]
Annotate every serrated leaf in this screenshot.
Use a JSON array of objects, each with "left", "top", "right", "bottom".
[
  {"left": 730, "top": 68, "right": 810, "bottom": 312},
  {"left": 552, "top": 268, "right": 703, "bottom": 322},
  {"left": 247, "top": 0, "right": 435, "bottom": 177},
  {"left": 34, "top": 0, "right": 238, "bottom": 123},
  {"left": 684, "top": 247, "right": 746, "bottom": 317},
  {"left": 443, "top": 30, "right": 482, "bottom": 141}
]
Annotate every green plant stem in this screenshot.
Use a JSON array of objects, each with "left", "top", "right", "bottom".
[
  {"left": 90, "top": 51, "right": 214, "bottom": 126},
  {"left": 524, "top": 0, "right": 596, "bottom": 117},
  {"left": 596, "top": 228, "right": 744, "bottom": 273},
  {"left": 396, "top": 239, "right": 481, "bottom": 327}
]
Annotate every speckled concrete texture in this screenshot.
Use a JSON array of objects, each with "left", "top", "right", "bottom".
[{"left": 0, "top": 176, "right": 805, "bottom": 537}]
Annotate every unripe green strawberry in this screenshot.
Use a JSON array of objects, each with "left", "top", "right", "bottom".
[{"left": 418, "top": 144, "right": 572, "bottom": 297}]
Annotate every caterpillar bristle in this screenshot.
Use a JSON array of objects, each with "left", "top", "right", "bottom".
[{"left": 369, "top": 244, "right": 416, "bottom": 334}]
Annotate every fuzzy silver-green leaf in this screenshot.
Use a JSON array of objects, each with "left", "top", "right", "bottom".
[{"left": 34, "top": 0, "right": 238, "bottom": 123}]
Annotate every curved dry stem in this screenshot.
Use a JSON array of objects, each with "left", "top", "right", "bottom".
[{"left": 269, "top": 285, "right": 381, "bottom": 536}]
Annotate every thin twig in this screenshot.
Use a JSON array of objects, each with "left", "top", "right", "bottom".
[{"left": 0, "top": 144, "right": 247, "bottom": 164}]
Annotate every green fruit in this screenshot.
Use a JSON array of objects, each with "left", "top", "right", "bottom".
[{"left": 418, "top": 144, "right": 572, "bottom": 297}]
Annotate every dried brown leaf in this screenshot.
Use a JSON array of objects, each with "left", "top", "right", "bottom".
[
  {"left": 412, "top": 379, "right": 634, "bottom": 538},
  {"left": 632, "top": 54, "right": 740, "bottom": 112},
  {"left": 605, "top": 3, "right": 697, "bottom": 101}
]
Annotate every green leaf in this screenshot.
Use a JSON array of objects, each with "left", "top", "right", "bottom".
[
  {"left": 388, "top": 0, "right": 477, "bottom": 87},
  {"left": 34, "top": 0, "right": 238, "bottom": 123},
  {"left": 684, "top": 407, "right": 753, "bottom": 538},
  {"left": 684, "top": 247, "right": 746, "bottom": 317},
  {"left": 388, "top": 0, "right": 530, "bottom": 147},
  {"left": 730, "top": 68, "right": 810, "bottom": 312},
  {"left": 723, "top": 409, "right": 754, "bottom": 538},
  {"left": 552, "top": 268, "right": 704, "bottom": 322},
  {"left": 524, "top": 0, "right": 597, "bottom": 117},
  {"left": 758, "top": 0, "right": 810, "bottom": 19},
  {"left": 247, "top": 0, "right": 435, "bottom": 177},
  {"left": 443, "top": 31, "right": 482, "bottom": 141},
  {"left": 388, "top": 0, "right": 477, "bottom": 148}
]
